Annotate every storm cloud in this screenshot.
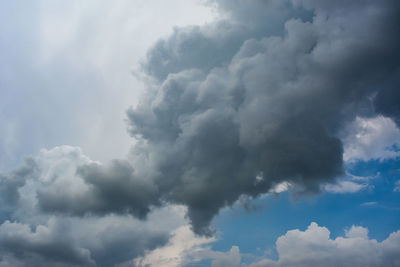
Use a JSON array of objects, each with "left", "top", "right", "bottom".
[
  {"left": 0, "top": 146, "right": 187, "bottom": 266},
  {"left": 38, "top": 160, "right": 160, "bottom": 219},
  {"left": 124, "top": 0, "right": 400, "bottom": 234},
  {"left": 1, "top": 0, "right": 400, "bottom": 265},
  {"left": 1, "top": 0, "right": 400, "bottom": 255},
  {"left": 12, "top": 0, "right": 398, "bottom": 236}
]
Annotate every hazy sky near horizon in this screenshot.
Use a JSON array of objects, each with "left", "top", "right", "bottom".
[{"left": 0, "top": 0, "right": 400, "bottom": 266}]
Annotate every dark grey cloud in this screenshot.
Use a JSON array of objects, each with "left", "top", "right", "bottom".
[
  {"left": 0, "top": 220, "right": 95, "bottom": 267},
  {"left": 0, "top": 158, "right": 37, "bottom": 208},
  {"left": 374, "top": 72, "right": 400, "bottom": 126},
  {"left": 1, "top": 0, "right": 400, "bottom": 265},
  {"left": 0, "top": 217, "right": 169, "bottom": 267},
  {"left": 38, "top": 160, "right": 160, "bottom": 219},
  {"left": 24, "top": 0, "right": 400, "bottom": 236},
  {"left": 125, "top": 0, "right": 400, "bottom": 234},
  {"left": 0, "top": 147, "right": 179, "bottom": 267},
  {"left": 142, "top": 0, "right": 311, "bottom": 82}
]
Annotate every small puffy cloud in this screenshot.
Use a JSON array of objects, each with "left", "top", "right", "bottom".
[
  {"left": 345, "top": 225, "right": 369, "bottom": 239},
  {"left": 211, "top": 246, "right": 242, "bottom": 267},
  {"left": 343, "top": 116, "right": 400, "bottom": 162},
  {"left": 394, "top": 180, "right": 400, "bottom": 192},
  {"left": 324, "top": 180, "right": 368, "bottom": 194},
  {"left": 361, "top": 201, "right": 378, "bottom": 207}
]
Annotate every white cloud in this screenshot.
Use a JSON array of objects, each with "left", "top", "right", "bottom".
[
  {"left": 269, "top": 182, "right": 291, "bottom": 194},
  {"left": 394, "top": 180, "right": 400, "bottom": 192},
  {"left": 324, "top": 180, "right": 368, "bottom": 194},
  {"left": 205, "top": 222, "right": 400, "bottom": 267},
  {"left": 211, "top": 246, "right": 242, "bottom": 267},
  {"left": 134, "top": 225, "right": 215, "bottom": 267},
  {"left": 360, "top": 201, "right": 378, "bottom": 207},
  {"left": 250, "top": 222, "right": 400, "bottom": 267},
  {"left": 345, "top": 225, "right": 369, "bottom": 239},
  {"left": 343, "top": 116, "right": 400, "bottom": 162}
]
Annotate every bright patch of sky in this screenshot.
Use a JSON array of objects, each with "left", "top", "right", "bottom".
[{"left": 0, "top": 0, "right": 216, "bottom": 170}]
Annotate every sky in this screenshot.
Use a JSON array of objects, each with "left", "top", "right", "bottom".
[{"left": 0, "top": 0, "right": 399, "bottom": 266}]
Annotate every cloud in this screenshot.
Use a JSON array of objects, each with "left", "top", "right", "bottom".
[
  {"left": 0, "top": 0, "right": 215, "bottom": 168},
  {"left": 0, "top": 219, "right": 95, "bottom": 267},
  {"left": 0, "top": 215, "right": 171, "bottom": 267},
  {"left": 0, "top": 158, "right": 38, "bottom": 208},
  {"left": 199, "top": 223, "right": 400, "bottom": 267},
  {"left": 211, "top": 246, "right": 242, "bottom": 267},
  {"left": 360, "top": 202, "right": 378, "bottom": 207},
  {"left": 251, "top": 222, "right": 400, "bottom": 267},
  {"left": 0, "top": 146, "right": 191, "bottom": 267},
  {"left": 11, "top": 0, "right": 398, "bottom": 236},
  {"left": 342, "top": 116, "right": 400, "bottom": 162},
  {"left": 38, "top": 159, "right": 160, "bottom": 219},
  {"left": 324, "top": 180, "right": 368, "bottom": 194},
  {"left": 123, "top": 0, "right": 400, "bottom": 234},
  {"left": 0, "top": 1, "right": 399, "bottom": 265},
  {"left": 133, "top": 225, "right": 215, "bottom": 267},
  {"left": 394, "top": 181, "right": 400, "bottom": 192}
]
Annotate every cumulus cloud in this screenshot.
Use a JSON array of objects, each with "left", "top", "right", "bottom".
[
  {"left": 124, "top": 0, "right": 400, "bottom": 233},
  {"left": 6, "top": 0, "right": 397, "bottom": 236},
  {"left": 0, "top": 146, "right": 190, "bottom": 267},
  {"left": 211, "top": 246, "right": 242, "bottom": 267},
  {"left": 2, "top": 0, "right": 400, "bottom": 264},
  {"left": 38, "top": 159, "right": 160, "bottom": 219},
  {"left": 342, "top": 116, "right": 400, "bottom": 162},
  {"left": 248, "top": 222, "right": 400, "bottom": 267},
  {"left": 133, "top": 225, "right": 215, "bottom": 267},
  {"left": 0, "top": 219, "right": 95, "bottom": 267},
  {"left": 0, "top": 215, "right": 171, "bottom": 267},
  {"left": 199, "top": 223, "right": 400, "bottom": 267},
  {"left": 0, "top": 158, "right": 38, "bottom": 208}
]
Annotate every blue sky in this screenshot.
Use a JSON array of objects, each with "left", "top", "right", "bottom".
[
  {"left": 213, "top": 158, "right": 400, "bottom": 254},
  {"left": 1, "top": 1, "right": 400, "bottom": 266}
]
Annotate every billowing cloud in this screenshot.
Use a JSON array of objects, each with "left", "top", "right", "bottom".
[
  {"left": 248, "top": 222, "right": 400, "bottom": 267},
  {"left": 38, "top": 159, "right": 160, "bottom": 219},
  {"left": 0, "top": 219, "right": 95, "bottom": 267},
  {"left": 0, "top": 158, "right": 38, "bottom": 208},
  {"left": 1, "top": 0, "right": 400, "bottom": 264},
  {"left": 125, "top": 0, "right": 400, "bottom": 234},
  {"left": 7, "top": 0, "right": 397, "bottom": 236},
  {"left": 193, "top": 223, "right": 400, "bottom": 267},
  {"left": 134, "top": 225, "right": 215, "bottom": 267},
  {"left": 0, "top": 146, "right": 190, "bottom": 267},
  {"left": 0, "top": 215, "right": 171, "bottom": 267},
  {"left": 342, "top": 116, "right": 400, "bottom": 162},
  {"left": 211, "top": 246, "right": 242, "bottom": 267}
]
